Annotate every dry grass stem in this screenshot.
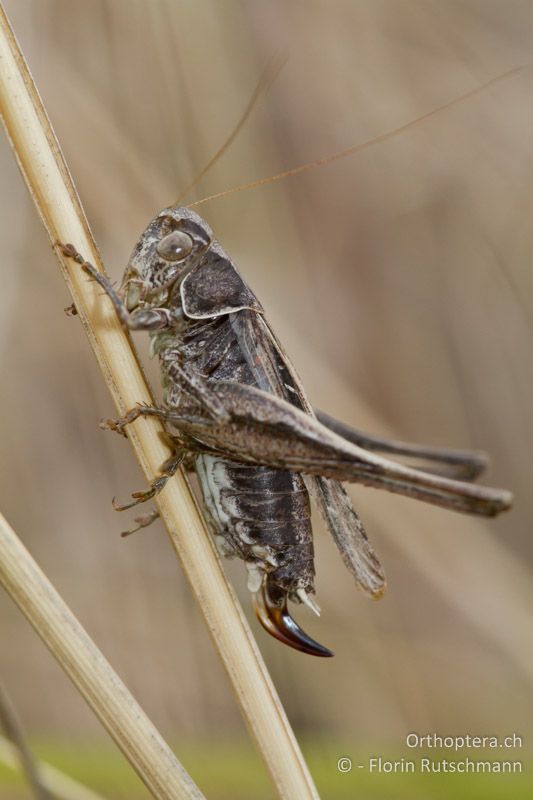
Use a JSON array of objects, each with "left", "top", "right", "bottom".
[
  {"left": 0, "top": 513, "right": 205, "bottom": 800},
  {"left": 0, "top": 5, "right": 319, "bottom": 799},
  {"left": 0, "top": 735, "right": 108, "bottom": 800},
  {"left": 0, "top": 682, "right": 51, "bottom": 800}
]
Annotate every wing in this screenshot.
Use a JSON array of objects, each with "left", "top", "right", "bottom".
[
  {"left": 228, "top": 310, "right": 313, "bottom": 412},
  {"left": 229, "top": 311, "right": 387, "bottom": 592},
  {"left": 311, "top": 476, "right": 386, "bottom": 598}
]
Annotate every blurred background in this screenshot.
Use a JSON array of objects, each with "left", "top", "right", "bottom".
[{"left": 1, "top": 1, "right": 532, "bottom": 798}]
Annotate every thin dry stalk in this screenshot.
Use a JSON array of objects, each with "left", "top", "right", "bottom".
[
  {"left": 0, "top": 6, "right": 319, "bottom": 799},
  {"left": 0, "top": 681, "right": 51, "bottom": 800},
  {"left": 0, "top": 513, "right": 205, "bottom": 800},
  {"left": 0, "top": 735, "right": 108, "bottom": 800}
]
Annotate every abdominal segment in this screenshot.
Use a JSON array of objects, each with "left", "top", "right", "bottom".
[{"left": 195, "top": 454, "right": 315, "bottom": 599}]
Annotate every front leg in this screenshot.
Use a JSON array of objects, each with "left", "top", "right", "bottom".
[{"left": 59, "top": 243, "right": 172, "bottom": 331}]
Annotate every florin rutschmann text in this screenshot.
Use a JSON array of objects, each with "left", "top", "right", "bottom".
[
  {"left": 337, "top": 733, "right": 523, "bottom": 775},
  {"left": 369, "top": 732, "right": 523, "bottom": 774}
]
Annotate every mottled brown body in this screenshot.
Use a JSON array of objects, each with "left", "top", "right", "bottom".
[
  {"left": 62, "top": 204, "right": 512, "bottom": 656},
  {"left": 154, "top": 309, "right": 316, "bottom": 604}
]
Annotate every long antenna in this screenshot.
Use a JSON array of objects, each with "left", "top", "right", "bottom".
[
  {"left": 173, "top": 52, "right": 287, "bottom": 206},
  {"left": 188, "top": 65, "right": 525, "bottom": 209}
]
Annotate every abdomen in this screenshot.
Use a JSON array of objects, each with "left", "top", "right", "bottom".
[
  {"left": 174, "top": 310, "right": 316, "bottom": 597},
  {"left": 196, "top": 454, "right": 315, "bottom": 598}
]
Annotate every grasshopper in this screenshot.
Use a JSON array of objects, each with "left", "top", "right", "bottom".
[{"left": 61, "top": 68, "right": 515, "bottom": 657}]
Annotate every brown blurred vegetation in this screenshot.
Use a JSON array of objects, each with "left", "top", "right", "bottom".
[{"left": 1, "top": 0, "right": 533, "bottom": 796}]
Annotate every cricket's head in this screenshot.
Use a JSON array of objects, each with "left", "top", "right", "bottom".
[{"left": 121, "top": 206, "right": 212, "bottom": 309}]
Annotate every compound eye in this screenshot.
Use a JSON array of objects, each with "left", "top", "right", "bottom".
[{"left": 156, "top": 230, "right": 194, "bottom": 262}]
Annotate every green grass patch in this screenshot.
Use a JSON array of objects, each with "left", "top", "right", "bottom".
[{"left": 0, "top": 739, "right": 530, "bottom": 799}]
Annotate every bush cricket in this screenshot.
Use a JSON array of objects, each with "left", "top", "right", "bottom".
[{"left": 60, "top": 66, "right": 515, "bottom": 657}]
